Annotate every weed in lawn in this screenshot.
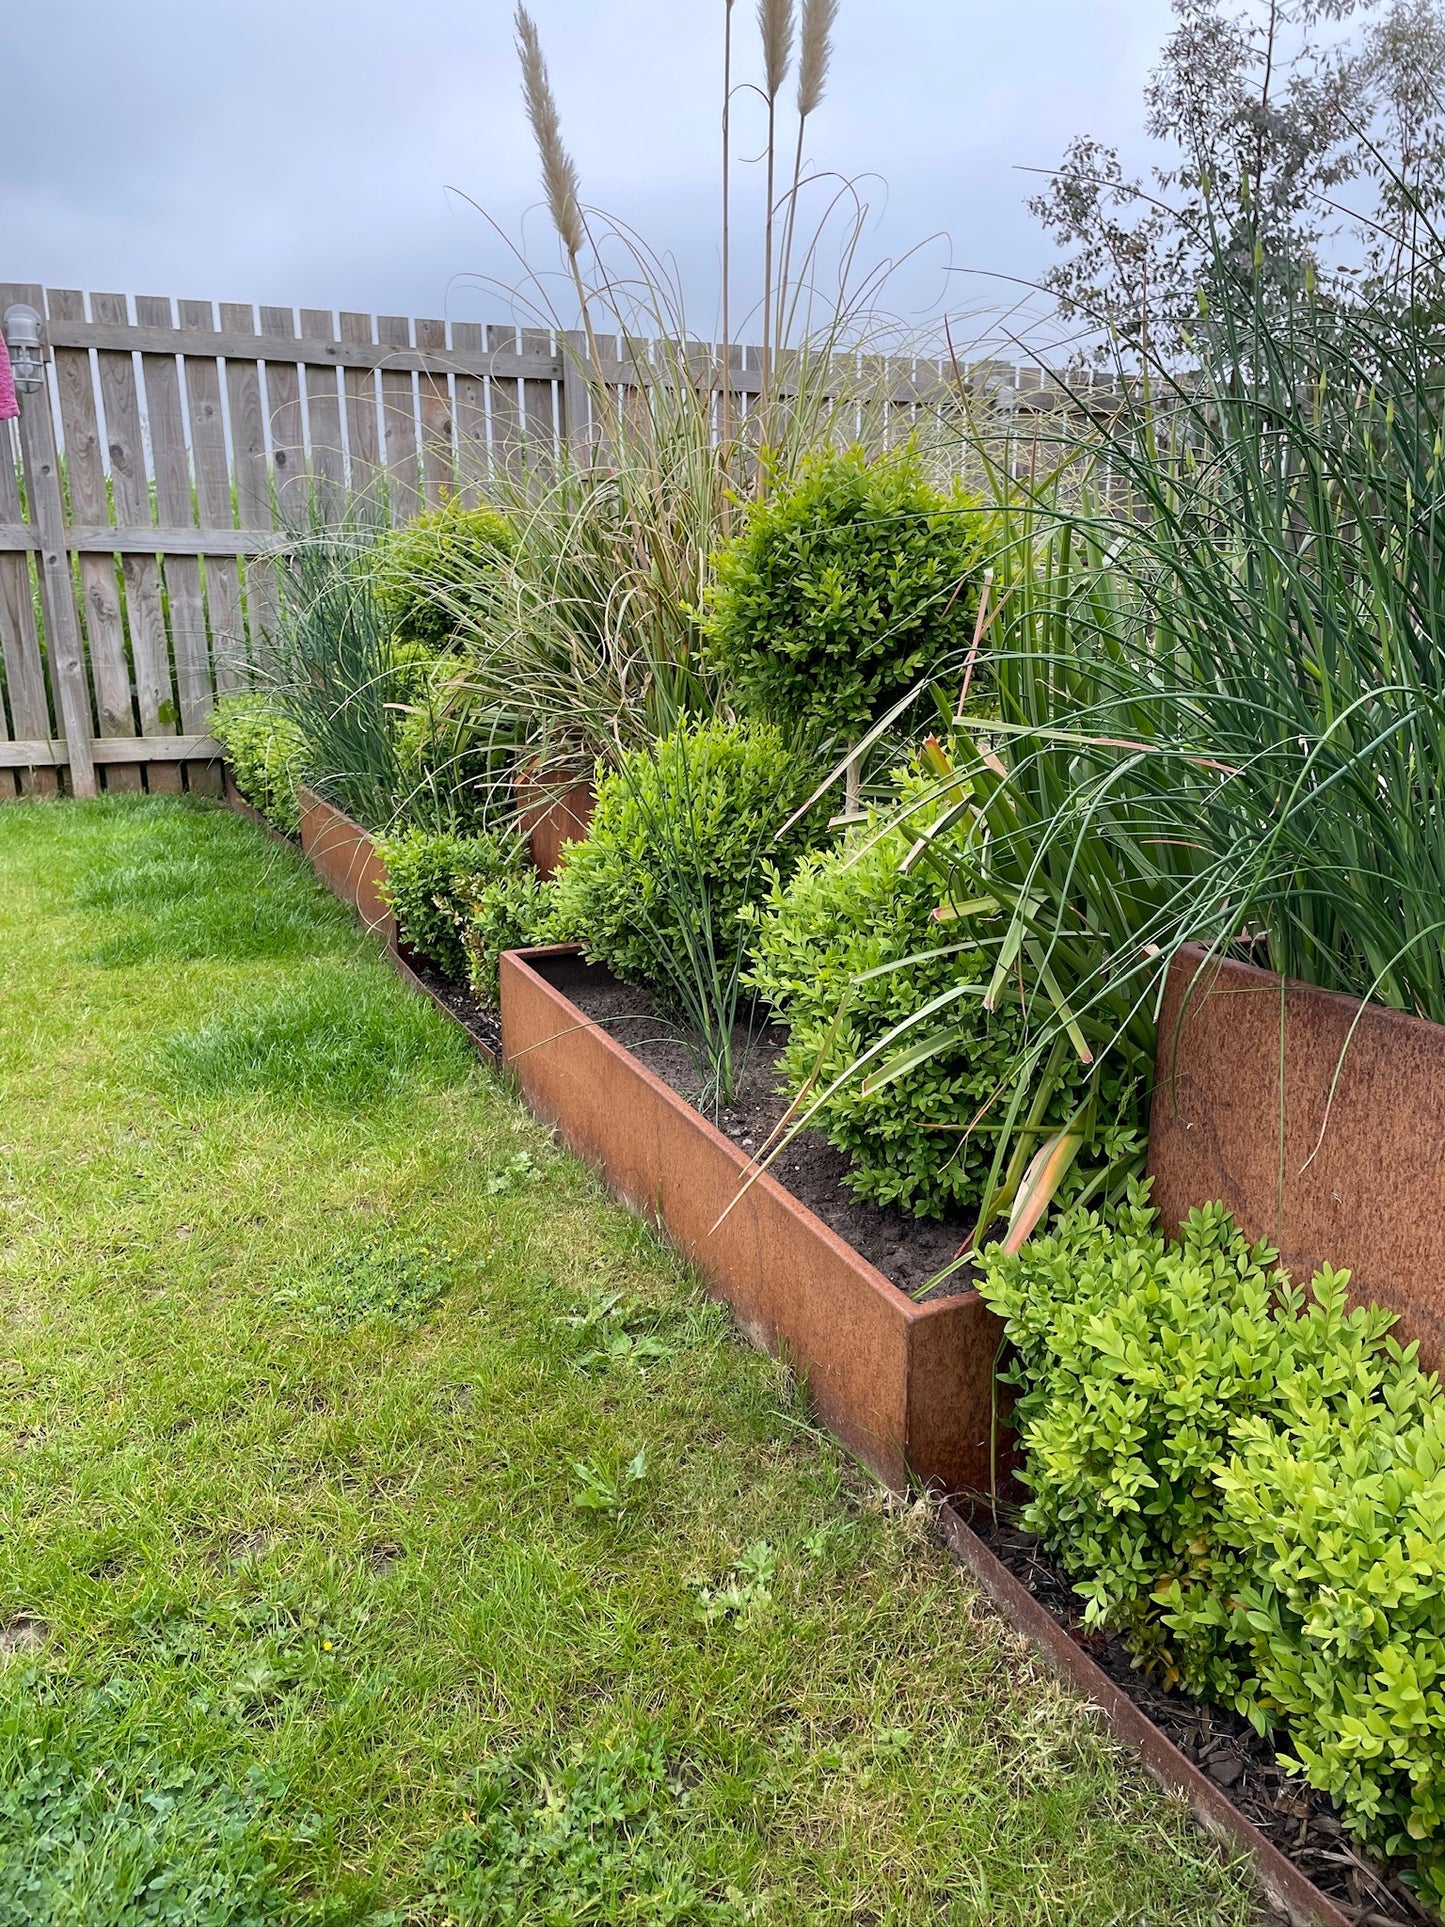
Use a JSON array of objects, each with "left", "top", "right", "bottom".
[
  {"left": 423, "top": 1735, "right": 745, "bottom": 1927},
  {"left": 559, "top": 1292, "right": 677, "bottom": 1374},
  {"left": 695, "top": 1541, "right": 777, "bottom": 1626},
  {"left": 161, "top": 965, "right": 473, "bottom": 1106},
  {"left": 0, "top": 1689, "right": 298, "bottom": 1927},
  {"left": 570, "top": 1448, "right": 649, "bottom": 1517},
  {"left": 273, "top": 1238, "right": 458, "bottom": 1332},
  {"left": 483, "top": 1150, "right": 540, "bottom": 1197}
]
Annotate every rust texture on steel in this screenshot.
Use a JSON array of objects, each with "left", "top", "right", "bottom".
[
  {"left": 514, "top": 774, "right": 596, "bottom": 880},
  {"left": 935, "top": 1505, "right": 1348, "bottom": 1927},
  {"left": 1149, "top": 944, "right": 1445, "bottom": 1365},
  {"left": 499, "top": 945, "right": 1003, "bottom": 1496},
  {"left": 296, "top": 787, "right": 395, "bottom": 942}
]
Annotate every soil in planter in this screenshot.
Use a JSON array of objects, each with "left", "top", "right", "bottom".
[
  {"left": 971, "top": 1507, "right": 1430, "bottom": 1926},
  {"left": 541, "top": 953, "right": 978, "bottom": 1300},
  {"left": 395, "top": 946, "right": 502, "bottom": 1058}
]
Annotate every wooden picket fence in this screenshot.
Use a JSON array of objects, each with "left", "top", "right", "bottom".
[{"left": 0, "top": 281, "right": 1091, "bottom": 799}]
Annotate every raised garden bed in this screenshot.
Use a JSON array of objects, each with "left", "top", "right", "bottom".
[
  {"left": 296, "top": 785, "right": 395, "bottom": 942},
  {"left": 1148, "top": 943, "right": 1445, "bottom": 1367}
]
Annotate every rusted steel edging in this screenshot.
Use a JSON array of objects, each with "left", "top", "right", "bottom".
[
  {"left": 500, "top": 944, "right": 1012, "bottom": 1504},
  {"left": 936, "top": 1504, "right": 1349, "bottom": 1927}
]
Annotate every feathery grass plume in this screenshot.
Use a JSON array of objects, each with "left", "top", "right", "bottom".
[
  {"left": 515, "top": 6, "right": 585, "bottom": 259},
  {"left": 720, "top": 0, "right": 738, "bottom": 459},
  {"left": 777, "top": 0, "right": 839, "bottom": 372},
  {"left": 796, "top": 0, "right": 837, "bottom": 116},
  {"left": 758, "top": 0, "right": 795, "bottom": 97}
]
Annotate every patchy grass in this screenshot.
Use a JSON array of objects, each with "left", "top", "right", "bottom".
[{"left": 0, "top": 796, "right": 1260, "bottom": 1925}]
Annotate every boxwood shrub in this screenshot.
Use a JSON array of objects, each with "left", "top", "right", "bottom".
[
  {"left": 459, "top": 870, "right": 563, "bottom": 1005},
  {"left": 552, "top": 719, "right": 821, "bottom": 1001},
  {"left": 373, "top": 499, "right": 515, "bottom": 653},
  {"left": 210, "top": 695, "right": 306, "bottom": 836},
  {"left": 980, "top": 1188, "right": 1445, "bottom": 1903},
  {"left": 377, "top": 827, "right": 524, "bottom": 982},
  {"left": 702, "top": 446, "right": 993, "bottom": 742}
]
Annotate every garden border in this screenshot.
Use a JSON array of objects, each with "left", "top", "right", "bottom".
[{"left": 219, "top": 782, "right": 1357, "bottom": 1927}]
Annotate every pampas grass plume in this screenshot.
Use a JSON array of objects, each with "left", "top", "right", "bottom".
[
  {"left": 797, "top": 0, "right": 838, "bottom": 117},
  {"left": 758, "top": 0, "right": 795, "bottom": 100},
  {"left": 515, "top": 5, "right": 586, "bottom": 259}
]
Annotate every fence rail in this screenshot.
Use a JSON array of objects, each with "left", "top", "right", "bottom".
[{"left": 0, "top": 281, "right": 1086, "bottom": 799}]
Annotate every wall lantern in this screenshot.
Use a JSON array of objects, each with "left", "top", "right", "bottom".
[{"left": 2, "top": 305, "right": 45, "bottom": 394}]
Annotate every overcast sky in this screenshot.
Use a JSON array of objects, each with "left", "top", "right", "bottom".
[{"left": 7, "top": 0, "right": 1172, "bottom": 350}]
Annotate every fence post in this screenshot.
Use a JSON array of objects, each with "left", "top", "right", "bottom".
[{"left": 15, "top": 348, "right": 96, "bottom": 798}]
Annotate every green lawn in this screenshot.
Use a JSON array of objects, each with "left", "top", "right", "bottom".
[{"left": 0, "top": 796, "right": 1258, "bottom": 1926}]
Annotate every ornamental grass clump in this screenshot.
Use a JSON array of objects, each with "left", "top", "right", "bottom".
[
  {"left": 703, "top": 447, "right": 994, "bottom": 743},
  {"left": 980, "top": 1189, "right": 1445, "bottom": 1903},
  {"left": 746, "top": 772, "right": 1126, "bottom": 1220}
]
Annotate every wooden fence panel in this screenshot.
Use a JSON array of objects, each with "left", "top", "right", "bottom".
[{"left": 0, "top": 280, "right": 1072, "bottom": 798}]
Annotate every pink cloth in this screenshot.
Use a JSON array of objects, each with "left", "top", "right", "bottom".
[{"left": 0, "top": 336, "right": 16, "bottom": 421}]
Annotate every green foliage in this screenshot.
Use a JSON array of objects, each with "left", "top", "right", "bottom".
[
  {"left": 376, "top": 827, "right": 524, "bottom": 982},
  {"left": 980, "top": 1190, "right": 1445, "bottom": 1900},
  {"left": 372, "top": 498, "right": 514, "bottom": 654},
  {"left": 274, "top": 1236, "right": 458, "bottom": 1331},
  {"left": 703, "top": 447, "right": 992, "bottom": 740},
  {"left": 553, "top": 720, "right": 818, "bottom": 999},
  {"left": 745, "top": 776, "right": 1129, "bottom": 1220},
  {"left": 0, "top": 1696, "right": 289, "bottom": 1926},
  {"left": 209, "top": 696, "right": 305, "bottom": 836},
  {"left": 458, "top": 868, "right": 564, "bottom": 1007},
  {"left": 424, "top": 1737, "right": 743, "bottom": 1925}
]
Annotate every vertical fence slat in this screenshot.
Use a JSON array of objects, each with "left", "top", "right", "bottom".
[
  {"left": 7, "top": 275, "right": 95, "bottom": 799},
  {"left": 300, "top": 307, "right": 345, "bottom": 508},
  {"left": 89, "top": 290, "right": 179, "bottom": 790},
  {"left": 415, "top": 318, "right": 453, "bottom": 506},
  {"left": 487, "top": 324, "right": 522, "bottom": 478},
  {"left": 135, "top": 294, "right": 216, "bottom": 791},
  {"left": 220, "top": 300, "right": 277, "bottom": 661},
  {"left": 378, "top": 315, "right": 418, "bottom": 519},
  {"left": 260, "top": 306, "right": 305, "bottom": 524},
  {"left": 521, "top": 327, "right": 554, "bottom": 463},
  {"left": 47, "top": 290, "right": 140, "bottom": 789},
  {"left": 180, "top": 298, "right": 248, "bottom": 695},
  {"left": 340, "top": 311, "right": 380, "bottom": 506},
  {"left": 451, "top": 323, "right": 487, "bottom": 503}
]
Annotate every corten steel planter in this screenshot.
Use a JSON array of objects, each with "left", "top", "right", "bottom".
[
  {"left": 936, "top": 1503, "right": 1348, "bottom": 1927},
  {"left": 500, "top": 945, "right": 1002, "bottom": 1497},
  {"left": 513, "top": 769, "right": 595, "bottom": 879},
  {"left": 296, "top": 785, "right": 395, "bottom": 943},
  {"left": 1149, "top": 943, "right": 1445, "bottom": 1366}
]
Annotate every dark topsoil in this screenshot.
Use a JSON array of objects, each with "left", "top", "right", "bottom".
[
  {"left": 426, "top": 943, "right": 1431, "bottom": 1924},
  {"left": 973, "top": 1511, "right": 1430, "bottom": 1926}
]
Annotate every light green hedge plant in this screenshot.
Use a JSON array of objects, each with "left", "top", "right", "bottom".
[
  {"left": 372, "top": 499, "right": 515, "bottom": 654},
  {"left": 459, "top": 870, "right": 563, "bottom": 1006},
  {"left": 980, "top": 1189, "right": 1445, "bottom": 1903},
  {"left": 702, "top": 446, "right": 993, "bottom": 742},
  {"left": 552, "top": 719, "right": 820, "bottom": 999},
  {"left": 377, "top": 827, "right": 524, "bottom": 982},
  {"left": 210, "top": 695, "right": 306, "bottom": 836}
]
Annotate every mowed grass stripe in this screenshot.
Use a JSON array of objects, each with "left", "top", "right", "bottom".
[{"left": 0, "top": 795, "right": 1257, "bottom": 1925}]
